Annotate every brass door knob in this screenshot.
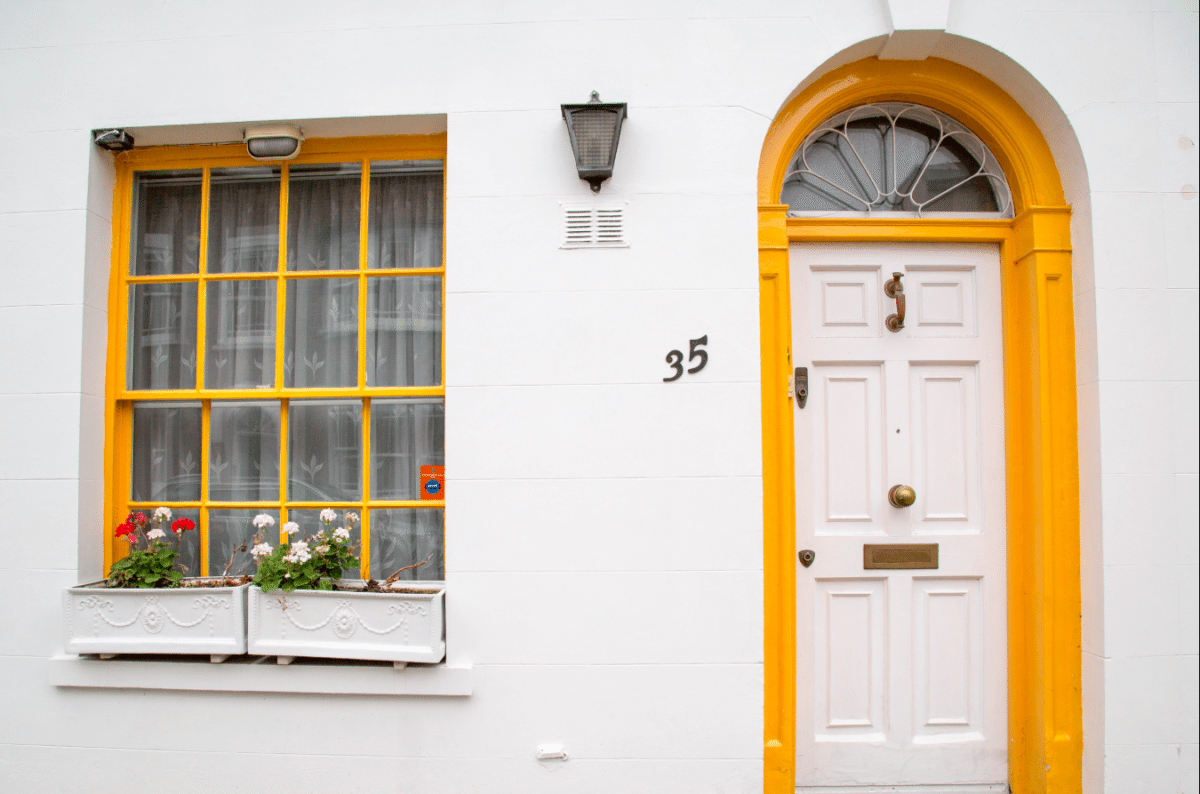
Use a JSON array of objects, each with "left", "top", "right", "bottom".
[{"left": 888, "top": 484, "right": 916, "bottom": 508}]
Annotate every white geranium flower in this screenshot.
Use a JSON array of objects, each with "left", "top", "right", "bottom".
[
  {"left": 252, "top": 513, "right": 276, "bottom": 529},
  {"left": 315, "top": 544, "right": 330, "bottom": 555},
  {"left": 333, "top": 527, "right": 351, "bottom": 541},
  {"left": 250, "top": 543, "right": 273, "bottom": 560},
  {"left": 146, "top": 528, "right": 166, "bottom": 540},
  {"left": 283, "top": 541, "right": 311, "bottom": 564},
  {"left": 153, "top": 506, "right": 172, "bottom": 521},
  {"left": 283, "top": 521, "right": 300, "bottom": 536},
  {"left": 343, "top": 511, "right": 359, "bottom": 525},
  {"left": 319, "top": 508, "right": 337, "bottom": 523}
]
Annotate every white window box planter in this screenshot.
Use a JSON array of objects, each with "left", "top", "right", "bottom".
[
  {"left": 64, "top": 580, "right": 249, "bottom": 658},
  {"left": 248, "top": 582, "right": 445, "bottom": 664}
]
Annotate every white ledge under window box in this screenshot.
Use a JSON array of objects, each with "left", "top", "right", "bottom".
[{"left": 48, "top": 655, "right": 472, "bottom": 697}]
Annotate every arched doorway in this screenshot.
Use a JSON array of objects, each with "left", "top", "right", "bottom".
[{"left": 757, "top": 58, "right": 1082, "bottom": 794}]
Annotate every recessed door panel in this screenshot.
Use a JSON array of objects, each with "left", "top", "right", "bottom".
[
  {"left": 906, "top": 266, "right": 977, "bottom": 338},
  {"left": 910, "top": 364, "right": 981, "bottom": 532},
  {"left": 814, "top": 365, "right": 885, "bottom": 534},
  {"left": 810, "top": 266, "right": 882, "bottom": 338},
  {"left": 815, "top": 578, "right": 887, "bottom": 741},
  {"left": 912, "top": 578, "right": 986, "bottom": 743}
]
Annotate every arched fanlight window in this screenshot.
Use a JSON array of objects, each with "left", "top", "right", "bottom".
[{"left": 781, "top": 103, "right": 1013, "bottom": 217}]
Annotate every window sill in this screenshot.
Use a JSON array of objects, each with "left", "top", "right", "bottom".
[{"left": 48, "top": 654, "right": 472, "bottom": 697}]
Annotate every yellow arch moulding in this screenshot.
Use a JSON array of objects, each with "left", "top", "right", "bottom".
[{"left": 757, "top": 58, "right": 1081, "bottom": 794}]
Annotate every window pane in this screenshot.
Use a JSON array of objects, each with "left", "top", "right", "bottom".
[
  {"left": 128, "top": 282, "right": 198, "bottom": 390},
  {"left": 287, "top": 163, "right": 361, "bottom": 271},
  {"left": 208, "top": 167, "right": 280, "bottom": 273},
  {"left": 371, "top": 399, "right": 444, "bottom": 500},
  {"left": 209, "top": 402, "right": 280, "bottom": 502},
  {"left": 287, "top": 508, "right": 362, "bottom": 572},
  {"left": 166, "top": 508, "right": 202, "bottom": 578},
  {"left": 367, "top": 161, "right": 443, "bottom": 269},
  {"left": 206, "top": 279, "right": 276, "bottom": 388},
  {"left": 131, "top": 402, "right": 201, "bottom": 501},
  {"left": 369, "top": 509, "right": 444, "bottom": 581},
  {"left": 288, "top": 400, "right": 362, "bottom": 501},
  {"left": 365, "top": 276, "right": 441, "bottom": 387},
  {"left": 209, "top": 508, "right": 279, "bottom": 578},
  {"left": 130, "top": 170, "right": 201, "bottom": 276},
  {"left": 284, "top": 278, "right": 357, "bottom": 387}
]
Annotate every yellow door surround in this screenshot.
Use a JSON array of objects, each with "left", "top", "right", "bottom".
[{"left": 757, "top": 58, "right": 1082, "bottom": 794}]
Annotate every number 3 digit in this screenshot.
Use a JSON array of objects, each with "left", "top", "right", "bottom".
[
  {"left": 687, "top": 335, "right": 708, "bottom": 374},
  {"left": 663, "top": 350, "right": 684, "bottom": 382}
]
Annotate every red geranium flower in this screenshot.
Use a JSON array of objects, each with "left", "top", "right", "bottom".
[
  {"left": 115, "top": 522, "right": 135, "bottom": 538},
  {"left": 171, "top": 518, "right": 196, "bottom": 533}
]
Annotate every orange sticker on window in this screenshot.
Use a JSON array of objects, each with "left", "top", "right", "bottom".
[{"left": 420, "top": 465, "right": 445, "bottom": 500}]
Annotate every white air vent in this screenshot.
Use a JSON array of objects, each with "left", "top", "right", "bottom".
[{"left": 561, "top": 202, "right": 627, "bottom": 249}]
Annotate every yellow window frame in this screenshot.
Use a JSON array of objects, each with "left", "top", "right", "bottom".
[{"left": 103, "top": 134, "right": 449, "bottom": 579}]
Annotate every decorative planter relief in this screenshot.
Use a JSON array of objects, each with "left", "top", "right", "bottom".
[
  {"left": 64, "top": 581, "right": 249, "bottom": 657},
  {"left": 248, "top": 583, "right": 445, "bottom": 663}
]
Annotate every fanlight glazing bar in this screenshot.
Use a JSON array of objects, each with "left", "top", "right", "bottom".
[{"left": 781, "top": 102, "right": 1014, "bottom": 218}]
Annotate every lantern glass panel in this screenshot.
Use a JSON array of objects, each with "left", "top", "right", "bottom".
[{"left": 571, "top": 108, "right": 619, "bottom": 168}]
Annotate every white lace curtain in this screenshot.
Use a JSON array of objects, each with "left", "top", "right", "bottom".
[
  {"left": 128, "top": 166, "right": 443, "bottom": 392},
  {"left": 127, "top": 163, "right": 445, "bottom": 580}
]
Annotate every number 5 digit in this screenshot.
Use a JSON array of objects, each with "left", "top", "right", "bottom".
[
  {"left": 687, "top": 335, "right": 708, "bottom": 374},
  {"left": 663, "top": 350, "right": 684, "bottom": 382}
]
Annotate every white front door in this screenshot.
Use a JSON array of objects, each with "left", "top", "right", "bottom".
[{"left": 792, "top": 243, "right": 1008, "bottom": 792}]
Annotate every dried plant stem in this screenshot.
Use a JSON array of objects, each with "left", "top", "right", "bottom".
[
  {"left": 384, "top": 554, "right": 434, "bottom": 585},
  {"left": 222, "top": 542, "right": 250, "bottom": 577}
]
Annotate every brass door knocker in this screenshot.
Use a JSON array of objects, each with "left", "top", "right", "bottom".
[{"left": 884, "top": 272, "right": 906, "bottom": 332}]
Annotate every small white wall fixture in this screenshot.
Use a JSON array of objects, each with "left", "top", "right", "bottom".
[
  {"left": 248, "top": 583, "right": 446, "bottom": 663},
  {"left": 64, "top": 581, "right": 249, "bottom": 657}
]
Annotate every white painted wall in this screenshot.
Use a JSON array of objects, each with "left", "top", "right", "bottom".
[{"left": 0, "top": 2, "right": 1194, "bottom": 792}]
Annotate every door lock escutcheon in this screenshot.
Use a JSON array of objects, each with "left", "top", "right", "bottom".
[
  {"left": 794, "top": 366, "right": 808, "bottom": 409},
  {"left": 798, "top": 549, "right": 815, "bottom": 568}
]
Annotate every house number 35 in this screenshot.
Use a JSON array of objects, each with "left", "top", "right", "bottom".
[{"left": 663, "top": 335, "right": 708, "bottom": 382}]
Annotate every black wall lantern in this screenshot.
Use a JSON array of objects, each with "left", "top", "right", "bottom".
[{"left": 561, "top": 91, "right": 627, "bottom": 193}]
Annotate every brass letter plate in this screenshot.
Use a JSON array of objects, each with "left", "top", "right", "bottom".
[{"left": 863, "top": 543, "right": 939, "bottom": 570}]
